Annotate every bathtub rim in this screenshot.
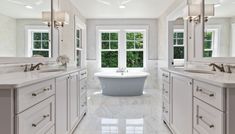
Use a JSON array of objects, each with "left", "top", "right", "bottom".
[{"left": 94, "top": 71, "right": 150, "bottom": 78}]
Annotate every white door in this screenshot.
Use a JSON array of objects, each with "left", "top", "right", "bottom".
[
  {"left": 69, "top": 73, "right": 80, "bottom": 130},
  {"left": 56, "top": 75, "right": 69, "bottom": 134},
  {"left": 171, "top": 74, "right": 193, "bottom": 134}
]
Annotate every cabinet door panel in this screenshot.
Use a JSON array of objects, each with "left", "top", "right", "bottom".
[
  {"left": 56, "top": 75, "right": 69, "bottom": 134},
  {"left": 69, "top": 73, "right": 79, "bottom": 130},
  {"left": 171, "top": 74, "right": 193, "bottom": 134}
]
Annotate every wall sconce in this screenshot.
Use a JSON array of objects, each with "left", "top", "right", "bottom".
[
  {"left": 42, "top": 11, "right": 51, "bottom": 27},
  {"left": 42, "top": 11, "right": 69, "bottom": 28},
  {"left": 204, "top": 4, "right": 215, "bottom": 22},
  {"left": 184, "top": 4, "right": 201, "bottom": 24},
  {"left": 54, "top": 11, "right": 70, "bottom": 28}
]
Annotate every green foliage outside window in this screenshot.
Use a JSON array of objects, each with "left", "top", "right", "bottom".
[
  {"left": 127, "top": 51, "right": 143, "bottom": 68},
  {"left": 32, "top": 32, "right": 50, "bottom": 57},
  {"left": 203, "top": 32, "right": 213, "bottom": 57},
  {"left": 102, "top": 51, "right": 118, "bottom": 68},
  {"left": 174, "top": 47, "right": 184, "bottom": 59},
  {"left": 101, "top": 32, "right": 119, "bottom": 68},
  {"left": 173, "top": 31, "right": 184, "bottom": 59},
  {"left": 33, "top": 51, "right": 49, "bottom": 57}
]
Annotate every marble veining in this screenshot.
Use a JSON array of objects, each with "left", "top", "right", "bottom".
[{"left": 73, "top": 89, "right": 172, "bottom": 134}]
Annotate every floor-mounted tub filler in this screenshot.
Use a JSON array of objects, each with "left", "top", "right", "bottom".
[{"left": 95, "top": 71, "right": 149, "bottom": 96}]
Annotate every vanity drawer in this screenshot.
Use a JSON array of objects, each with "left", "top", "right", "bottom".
[
  {"left": 162, "top": 81, "right": 170, "bottom": 101},
  {"left": 162, "top": 71, "right": 170, "bottom": 83},
  {"left": 17, "top": 79, "right": 55, "bottom": 113},
  {"left": 194, "top": 80, "right": 225, "bottom": 111},
  {"left": 16, "top": 96, "right": 55, "bottom": 134},
  {"left": 80, "top": 78, "right": 87, "bottom": 96},
  {"left": 162, "top": 99, "right": 170, "bottom": 124},
  {"left": 80, "top": 69, "right": 87, "bottom": 80},
  {"left": 193, "top": 98, "right": 225, "bottom": 134},
  {"left": 80, "top": 94, "right": 87, "bottom": 117}
]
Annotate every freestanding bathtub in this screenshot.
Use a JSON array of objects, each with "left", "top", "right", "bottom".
[{"left": 95, "top": 71, "right": 149, "bottom": 96}]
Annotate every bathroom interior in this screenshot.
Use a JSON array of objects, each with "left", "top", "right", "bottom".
[{"left": 0, "top": 0, "right": 235, "bottom": 134}]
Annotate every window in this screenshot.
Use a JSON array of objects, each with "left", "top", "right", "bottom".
[
  {"left": 173, "top": 30, "right": 184, "bottom": 59},
  {"left": 99, "top": 28, "right": 146, "bottom": 69},
  {"left": 31, "top": 31, "right": 51, "bottom": 57},
  {"left": 76, "top": 29, "right": 82, "bottom": 67},
  {"left": 101, "top": 32, "right": 119, "bottom": 68},
  {"left": 126, "top": 32, "right": 144, "bottom": 68},
  {"left": 204, "top": 31, "right": 214, "bottom": 57}
]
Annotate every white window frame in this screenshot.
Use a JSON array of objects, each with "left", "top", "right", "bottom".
[
  {"left": 173, "top": 29, "right": 184, "bottom": 66},
  {"left": 96, "top": 26, "right": 148, "bottom": 71},
  {"left": 204, "top": 26, "right": 220, "bottom": 57},
  {"left": 25, "top": 26, "right": 51, "bottom": 57}
]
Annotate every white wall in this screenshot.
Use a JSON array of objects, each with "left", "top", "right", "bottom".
[
  {"left": 206, "top": 18, "right": 231, "bottom": 57},
  {"left": 57, "top": 0, "right": 86, "bottom": 66},
  {"left": 16, "top": 19, "right": 47, "bottom": 57},
  {"left": 86, "top": 19, "right": 159, "bottom": 89},
  {"left": 0, "top": 13, "right": 16, "bottom": 57}
]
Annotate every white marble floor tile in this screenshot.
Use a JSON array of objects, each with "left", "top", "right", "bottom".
[{"left": 73, "top": 89, "right": 172, "bottom": 134}]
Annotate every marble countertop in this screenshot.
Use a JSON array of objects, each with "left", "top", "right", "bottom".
[
  {"left": 0, "top": 67, "right": 85, "bottom": 89},
  {"left": 161, "top": 67, "right": 235, "bottom": 88}
]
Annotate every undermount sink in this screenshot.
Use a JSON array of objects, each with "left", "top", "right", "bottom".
[
  {"left": 184, "top": 69, "right": 214, "bottom": 74},
  {"left": 39, "top": 68, "right": 65, "bottom": 73}
]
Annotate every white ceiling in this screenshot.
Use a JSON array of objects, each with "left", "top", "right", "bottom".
[
  {"left": 71, "top": 0, "right": 176, "bottom": 19},
  {"left": 0, "top": 0, "right": 50, "bottom": 19}
]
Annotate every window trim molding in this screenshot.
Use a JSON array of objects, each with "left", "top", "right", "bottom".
[
  {"left": 96, "top": 25, "right": 148, "bottom": 70},
  {"left": 25, "top": 25, "right": 51, "bottom": 58}
]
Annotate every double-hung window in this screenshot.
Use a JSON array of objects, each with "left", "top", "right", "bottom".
[
  {"left": 126, "top": 32, "right": 144, "bottom": 68},
  {"left": 99, "top": 28, "right": 146, "bottom": 69},
  {"left": 173, "top": 30, "right": 184, "bottom": 59},
  {"left": 204, "top": 31, "right": 214, "bottom": 57},
  {"left": 101, "top": 31, "right": 119, "bottom": 68}
]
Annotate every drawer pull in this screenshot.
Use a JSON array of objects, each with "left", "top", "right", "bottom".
[
  {"left": 196, "top": 87, "right": 215, "bottom": 97},
  {"left": 162, "top": 74, "right": 168, "bottom": 78},
  {"left": 32, "top": 114, "right": 50, "bottom": 127},
  {"left": 81, "top": 72, "right": 87, "bottom": 76},
  {"left": 197, "top": 115, "right": 214, "bottom": 128},
  {"left": 32, "top": 88, "right": 51, "bottom": 97}
]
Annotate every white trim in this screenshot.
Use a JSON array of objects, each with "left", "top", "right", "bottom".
[
  {"left": 25, "top": 25, "right": 51, "bottom": 58},
  {"left": 96, "top": 25, "right": 148, "bottom": 70}
]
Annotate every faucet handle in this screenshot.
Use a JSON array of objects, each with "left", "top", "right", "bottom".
[
  {"left": 225, "top": 65, "right": 235, "bottom": 73},
  {"left": 21, "top": 64, "right": 29, "bottom": 72}
]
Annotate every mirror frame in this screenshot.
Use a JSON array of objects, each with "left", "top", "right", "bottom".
[
  {"left": 189, "top": 0, "right": 235, "bottom": 63},
  {"left": 0, "top": 0, "right": 58, "bottom": 64}
]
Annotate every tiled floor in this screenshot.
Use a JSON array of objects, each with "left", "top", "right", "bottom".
[{"left": 73, "top": 89, "right": 172, "bottom": 134}]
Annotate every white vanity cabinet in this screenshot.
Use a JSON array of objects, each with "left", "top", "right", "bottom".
[
  {"left": 170, "top": 74, "right": 193, "bottom": 134},
  {"left": 56, "top": 69, "right": 87, "bottom": 134},
  {"left": 162, "top": 71, "right": 170, "bottom": 125},
  {"left": 0, "top": 68, "right": 87, "bottom": 134},
  {"left": 161, "top": 68, "right": 235, "bottom": 134}
]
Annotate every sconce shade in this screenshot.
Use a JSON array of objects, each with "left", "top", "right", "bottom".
[
  {"left": 205, "top": 4, "right": 214, "bottom": 17},
  {"left": 55, "top": 11, "right": 70, "bottom": 25},
  {"left": 42, "top": 11, "right": 51, "bottom": 24},
  {"left": 184, "top": 4, "right": 201, "bottom": 18}
]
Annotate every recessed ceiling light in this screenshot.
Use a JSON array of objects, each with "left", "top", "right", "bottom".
[
  {"left": 214, "top": 4, "right": 221, "bottom": 7},
  {"left": 24, "top": 5, "right": 33, "bottom": 9},
  {"left": 119, "top": 5, "right": 126, "bottom": 9}
]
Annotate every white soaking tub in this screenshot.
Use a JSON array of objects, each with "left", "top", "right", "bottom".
[{"left": 95, "top": 71, "right": 149, "bottom": 96}]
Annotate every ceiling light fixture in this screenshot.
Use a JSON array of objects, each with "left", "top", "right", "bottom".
[
  {"left": 24, "top": 5, "right": 33, "bottom": 9},
  {"left": 119, "top": 5, "right": 126, "bottom": 8}
]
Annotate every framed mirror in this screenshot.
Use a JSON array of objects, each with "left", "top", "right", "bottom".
[
  {"left": 204, "top": 0, "right": 235, "bottom": 58},
  {"left": 0, "top": 0, "right": 53, "bottom": 58}
]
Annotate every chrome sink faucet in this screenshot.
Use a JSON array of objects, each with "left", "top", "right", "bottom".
[
  {"left": 29, "top": 63, "right": 44, "bottom": 71},
  {"left": 116, "top": 67, "right": 126, "bottom": 73},
  {"left": 209, "top": 63, "right": 225, "bottom": 72}
]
